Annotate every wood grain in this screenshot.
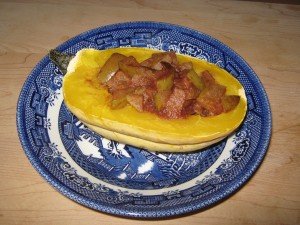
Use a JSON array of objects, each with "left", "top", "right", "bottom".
[{"left": 0, "top": 0, "right": 299, "bottom": 224}]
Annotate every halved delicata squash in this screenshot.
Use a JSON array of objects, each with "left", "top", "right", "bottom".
[{"left": 57, "top": 48, "right": 247, "bottom": 151}]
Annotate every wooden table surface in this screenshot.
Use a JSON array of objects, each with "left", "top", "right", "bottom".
[{"left": 0, "top": 0, "right": 299, "bottom": 224}]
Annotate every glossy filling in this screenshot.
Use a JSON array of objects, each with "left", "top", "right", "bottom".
[{"left": 99, "top": 51, "right": 240, "bottom": 119}]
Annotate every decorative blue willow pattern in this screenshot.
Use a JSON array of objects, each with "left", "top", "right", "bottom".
[
  {"left": 59, "top": 104, "right": 225, "bottom": 190},
  {"left": 17, "top": 22, "right": 271, "bottom": 218}
]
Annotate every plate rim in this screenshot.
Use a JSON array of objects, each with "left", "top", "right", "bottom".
[{"left": 16, "top": 21, "right": 272, "bottom": 218}]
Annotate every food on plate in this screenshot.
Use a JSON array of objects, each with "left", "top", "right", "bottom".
[{"left": 50, "top": 47, "right": 247, "bottom": 152}]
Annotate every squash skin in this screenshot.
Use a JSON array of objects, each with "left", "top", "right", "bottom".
[
  {"left": 84, "top": 122, "right": 224, "bottom": 152},
  {"left": 63, "top": 48, "right": 247, "bottom": 146}
]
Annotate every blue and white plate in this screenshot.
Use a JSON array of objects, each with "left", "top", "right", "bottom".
[{"left": 17, "top": 22, "right": 271, "bottom": 218}]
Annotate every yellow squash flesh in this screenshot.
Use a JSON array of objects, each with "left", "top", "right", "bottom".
[{"left": 63, "top": 48, "right": 247, "bottom": 149}]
